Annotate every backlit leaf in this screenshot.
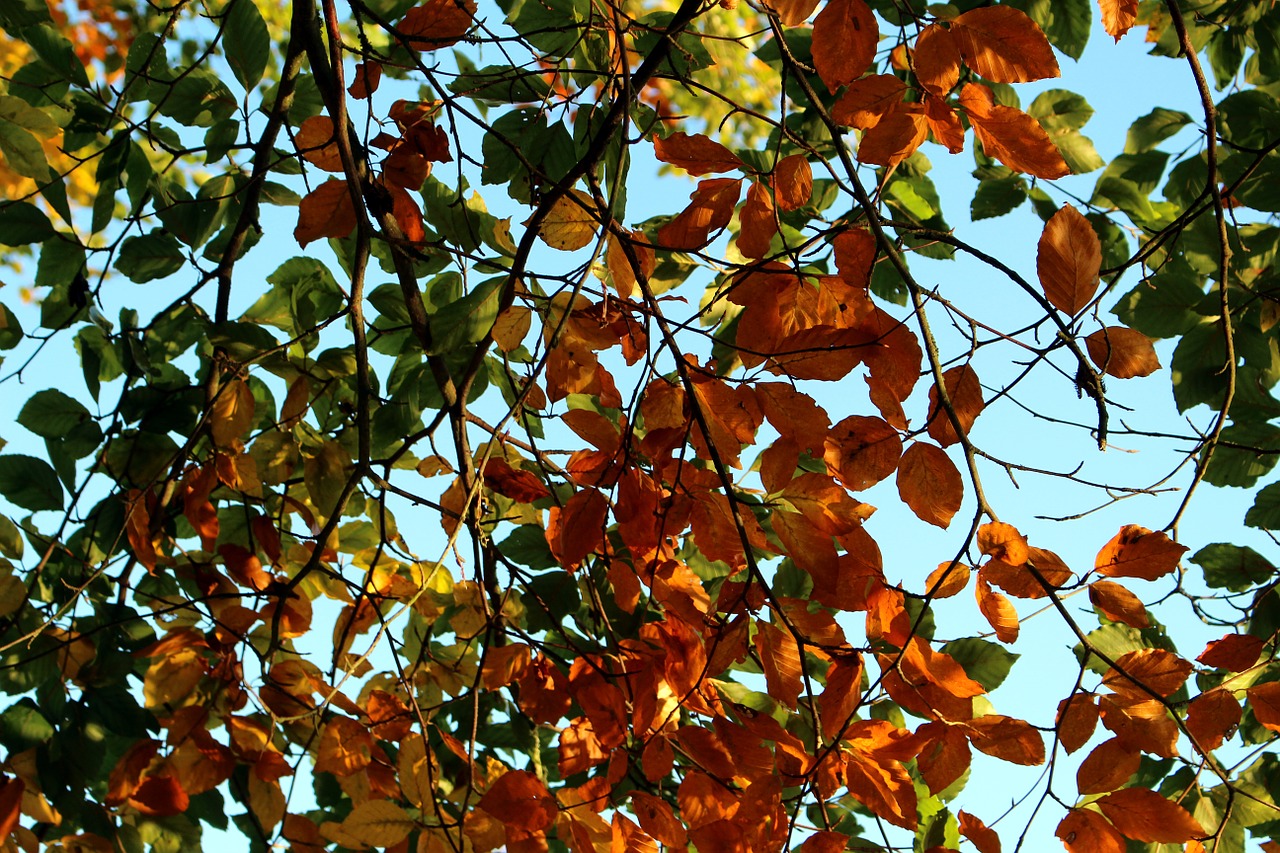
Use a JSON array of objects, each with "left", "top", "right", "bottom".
[
  {"left": 1095, "top": 525, "right": 1188, "bottom": 580},
  {"left": 1037, "top": 204, "right": 1101, "bottom": 316},
  {"left": 1088, "top": 580, "right": 1149, "bottom": 628},
  {"left": 653, "top": 132, "right": 744, "bottom": 176},
  {"left": 1085, "top": 327, "right": 1160, "bottom": 378},
  {"left": 1098, "top": 0, "right": 1138, "bottom": 41},
  {"left": 1075, "top": 737, "right": 1140, "bottom": 794},
  {"left": 340, "top": 799, "right": 416, "bottom": 847},
  {"left": 951, "top": 6, "right": 1060, "bottom": 83},
  {"left": 896, "top": 441, "right": 963, "bottom": 528},
  {"left": 537, "top": 189, "right": 598, "bottom": 251},
  {"left": 812, "top": 0, "right": 878, "bottom": 93},
  {"left": 1055, "top": 808, "right": 1125, "bottom": 853},
  {"left": 1096, "top": 788, "right": 1204, "bottom": 843}
]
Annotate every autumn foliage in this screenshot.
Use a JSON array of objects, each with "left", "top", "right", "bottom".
[{"left": 0, "top": 0, "right": 1278, "bottom": 850}]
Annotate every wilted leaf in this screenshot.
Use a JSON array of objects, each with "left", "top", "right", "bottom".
[
  {"left": 1056, "top": 693, "right": 1098, "bottom": 754},
  {"left": 295, "top": 179, "right": 357, "bottom": 247}
]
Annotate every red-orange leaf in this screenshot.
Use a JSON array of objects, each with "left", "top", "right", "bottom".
[
  {"left": 924, "top": 561, "right": 971, "bottom": 598},
  {"left": 1056, "top": 808, "right": 1125, "bottom": 853},
  {"left": 765, "top": 0, "right": 821, "bottom": 26},
  {"left": 1197, "top": 633, "right": 1265, "bottom": 672},
  {"left": 399, "top": 0, "right": 476, "bottom": 50},
  {"left": 1095, "top": 524, "right": 1188, "bottom": 580},
  {"left": 130, "top": 774, "right": 190, "bottom": 816},
  {"left": 1085, "top": 327, "right": 1161, "bottom": 378},
  {"left": 1102, "top": 648, "right": 1192, "bottom": 699},
  {"left": 295, "top": 179, "right": 357, "bottom": 247},
  {"left": 832, "top": 228, "right": 876, "bottom": 287},
  {"left": 1186, "top": 688, "right": 1241, "bottom": 753},
  {"left": 924, "top": 94, "right": 966, "bottom": 153},
  {"left": 1076, "top": 737, "right": 1140, "bottom": 794},
  {"left": 1096, "top": 788, "right": 1204, "bottom": 843},
  {"left": 915, "top": 721, "right": 971, "bottom": 794},
  {"left": 1056, "top": 693, "right": 1098, "bottom": 754},
  {"left": 482, "top": 458, "right": 550, "bottom": 503},
  {"left": 964, "top": 715, "right": 1044, "bottom": 765},
  {"left": 657, "top": 178, "right": 742, "bottom": 250},
  {"left": 738, "top": 181, "right": 777, "bottom": 259},
  {"left": 951, "top": 6, "right": 1060, "bottom": 83},
  {"left": 812, "top": 0, "right": 878, "bottom": 93},
  {"left": 629, "top": 791, "right": 688, "bottom": 847},
  {"left": 479, "top": 770, "right": 558, "bottom": 832},
  {"left": 960, "top": 84, "right": 1070, "bottom": 179},
  {"left": 755, "top": 621, "right": 803, "bottom": 709},
  {"left": 913, "top": 24, "right": 962, "bottom": 96},
  {"left": 976, "top": 575, "right": 1019, "bottom": 643},
  {"left": 896, "top": 441, "right": 963, "bottom": 529},
  {"left": 825, "top": 415, "right": 903, "bottom": 490},
  {"left": 545, "top": 489, "right": 609, "bottom": 570},
  {"left": 653, "top": 132, "right": 744, "bottom": 176},
  {"left": 773, "top": 154, "right": 812, "bottom": 212},
  {"left": 957, "top": 811, "right": 1001, "bottom": 853},
  {"left": 926, "top": 363, "right": 984, "bottom": 447},
  {"left": 1099, "top": 0, "right": 1139, "bottom": 41},
  {"left": 0, "top": 777, "right": 22, "bottom": 840},
  {"left": 856, "top": 105, "right": 930, "bottom": 169},
  {"left": 977, "top": 522, "right": 1029, "bottom": 566},
  {"left": 831, "top": 74, "right": 907, "bottom": 129},
  {"left": 1037, "top": 204, "right": 1102, "bottom": 316},
  {"left": 1247, "top": 681, "right": 1280, "bottom": 732},
  {"left": 1088, "top": 580, "right": 1150, "bottom": 628}
]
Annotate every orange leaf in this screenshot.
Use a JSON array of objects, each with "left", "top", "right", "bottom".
[
  {"left": 1085, "top": 327, "right": 1160, "bottom": 378},
  {"left": 926, "top": 363, "right": 984, "bottom": 447},
  {"left": 296, "top": 116, "right": 343, "bottom": 171},
  {"left": 482, "top": 458, "right": 550, "bottom": 503},
  {"left": 1247, "top": 681, "right": 1280, "bottom": 732},
  {"left": 130, "top": 774, "right": 190, "bottom": 816},
  {"left": 1098, "top": 0, "right": 1139, "bottom": 41},
  {"left": 1186, "top": 688, "right": 1241, "bottom": 753},
  {"left": 856, "top": 105, "right": 930, "bottom": 169},
  {"left": 957, "top": 811, "right": 1001, "bottom": 853},
  {"left": 896, "top": 441, "right": 963, "bottom": 528},
  {"left": 1097, "top": 693, "right": 1179, "bottom": 758},
  {"left": 976, "top": 576, "right": 1019, "bottom": 643},
  {"left": 924, "top": 561, "right": 971, "bottom": 598},
  {"left": 295, "top": 179, "right": 357, "bottom": 247},
  {"left": 653, "top": 132, "right": 744, "bottom": 176},
  {"left": 606, "top": 230, "right": 654, "bottom": 299},
  {"left": 388, "top": 184, "right": 425, "bottom": 242},
  {"left": 348, "top": 62, "right": 381, "bottom": 98},
  {"left": 737, "top": 181, "right": 777, "bottom": 260},
  {"left": 628, "top": 791, "right": 687, "bottom": 847},
  {"left": 211, "top": 377, "right": 255, "bottom": 449},
  {"left": 812, "top": 0, "right": 878, "bottom": 93},
  {"left": 399, "top": 0, "right": 476, "bottom": 50},
  {"left": 1096, "top": 788, "right": 1204, "bottom": 843},
  {"left": 964, "top": 715, "right": 1044, "bottom": 765},
  {"left": 314, "top": 716, "right": 373, "bottom": 777},
  {"left": 915, "top": 721, "right": 971, "bottom": 795},
  {"left": 1095, "top": 524, "right": 1188, "bottom": 580},
  {"left": 219, "top": 543, "right": 273, "bottom": 592},
  {"left": 545, "top": 489, "right": 609, "bottom": 570},
  {"left": 0, "top": 777, "right": 23, "bottom": 840},
  {"left": 1197, "top": 633, "right": 1265, "bottom": 672},
  {"left": 479, "top": 770, "right": 558, "bottom": 832},
  {"left": 1036, "top": 204, "right": 1101, "bottom": 316},
  {"left": 796, "top": 831, "right": 849, "bottom": 853},
  {"left": 912, "top": 24, "right": 962, "bottom": 96},
  {"left": 832, "top": 228, "right": 876, "bottom": 287},
  {"left": 825, "top": 415, "right": 903, "bottom": 490},
  {"left": 773, "top": 154, "right": 812, "bottom": 212},
  {"left": 1055, "top": 808, "right": 1125, "bottom": 853},
  {"left": 960, "top": 84, "right": 1070, "bottom": 179},
  {"left": 923, "top": 93, "right": 966, "bottom": 153},
  {"left": 831, "top": 74, "right": 907, "bottom": 129},
  {"left": 1056, "top": 693, "right": 1098, "bottom": 754},
  {"left": 1102, "top": 648, "right": 1192, "bottom": 699},
  {"left": 764, "top": 0, "right": 821, "bottom": 26},
  {"left": 481, "top": 643, "right": 530, "bottom": 690},
  {"left": 657, "top": 178, "right": 742, "bottom": 250},
  {"left": 817, "top": 654, "right": 864, "bottom": 741},
  {"left": 951, "top": 6, "right": 1060, "bottom": 83},
  {"left": 977, "top": 521, "right": 1029, "bottom": 566},
  {"left": 1088, "top": 580, "right": 1150, "bottom": 628},
  {"left": 1076, "top": 737, "right": 1140, "bottom": 794},
  {"left": 755, "top": 621, "right": 803, "bottom": 709}
]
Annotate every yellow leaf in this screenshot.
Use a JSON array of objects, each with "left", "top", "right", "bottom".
[
  {"left": 537, "top": 189, "right": 598, "bottom": 251},
  {"left": 210, "top": 377, "right": 255, "bottom": 449},
  {"left": 339, "top": 799, "right": 416, "bottom": 848}
]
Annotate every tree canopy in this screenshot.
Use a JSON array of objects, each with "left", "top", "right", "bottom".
[{"left": 1, "top": 0, "right": 1280, "bottom": 849}]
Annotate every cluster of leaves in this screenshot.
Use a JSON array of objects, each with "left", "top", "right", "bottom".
[{"left": 1, "top": 0, "right": 1280, "bottom": 850}]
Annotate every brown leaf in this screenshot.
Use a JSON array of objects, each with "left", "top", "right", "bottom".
[
  {"left": 957, "top": 811, "right": 1001, "bottom": 853},
  {"left": 1099, "top": 0, "right": 1139, "bottom": 41},
  {"left": 629, "top": 791, "right": 687, "bottom": 846},
  {"left": 964, "top": 714, "right": 1044, "bottom": 765},
  {"left": 482, "top": 458, "right": 550, "bottom": 503},
  {"left": 1056, "top": 808, "right": 1126, "bottom": 853},
  {"left": 1085, "top": 327, "right": 1160, "bottom": 378},
  {"left": 896, "top": 441, "right": 963, "bottom": 528},
  {"left": 348, "top": 62, "right": 381, "bottom": 98},
  {"left": 951, "top": 6, "right": 1060, "bottom": 83},
  {"left": 1095, "top": 524, "right": 1188, "bottom": 580},
  {"left": 912, "top": 24, "right": 962, "bottom": 96},
  {"left": 314, "top": 716, "right": 373, "bottom": 777},
  {"left": 738, "top": 181, "right": 777, "bottom": 259},
  {"left": 478, "top": 770, "right": 557, "bottom": 832},
  {"left": 1102, "top": 648, "right": 1192, "bottom": 699},
  {"left": 960, "top": 84, "right": 1070, "bottom": 179},
  {"left": 924, "top": 561, "right": 971, "bottom": 598},
  {"left": 1037, "top": 204, "right": 1101, "bottom": 316},
  {"left": 832, "top": 228, "right": 876, "bottom": 287},
  {"left": 764, "top": 0, "right": 821, "bottom": 26},
  {"left": 812, "top": 0, "right": 878, "bottom": 93},
  {"left": 657, "top": 178, "right": 742, "bottom": 250},
  {"left": 831, "top": 74, "right": 907, "bottom": 129},
  {"left": 924, "top": 94, "right": 966, "bottom": 153},
  {"left": 0, "top": 777, "right": 23, "bottom": 840},
  {"left": 295, "top": 179, "right": 357, "bottom": 247},
  {"left": 926, "top": 363, "right": 984, "bottom": 447},
  {"left": 1247, "top": 681, "right": 1280, "bottom": 732},
  {"left": 653, "top": 131, "right": 744, "bottom": 176},
  {"left": 773, "top": 154, "right": 812, "bottom": 212},
  {"left": 1186, "top": 688, "right": 1241, "bottom": 752},
  {"left": 1088, "top": 580, "right": 1150, "bottom": 628},
  {"left": 1056, "top": 693, "right": 1098, "bottom": 754},
  {"left": 1096, "top": 788, "right": 1204, "bottom": 843},
  {"left": 1197, "top": 633, "right": 1265, "bottom": 672},
  {"left": 545, "top": 489, "right": 610, "bottom": 570},
  {"left": 915, "top": 721, "right": 971, "bottom": 795},
  {"left": 1076, "top": 737, "right": 1140, "bottom": 794},
  {"left": 1098, "top": 693, "right": 1179, "bottom": 758},
  {"left": 825, "top": 415, "right": 903, "bottom": 490},
  {"left": 399, "top": 0, "right": 476, "bottom": 50},
  {"left": 296, "top": 116, "right": 343, "bottom": 171}
]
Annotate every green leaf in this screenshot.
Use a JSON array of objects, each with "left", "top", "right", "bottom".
[
  {"left": 1005, "top": 0, "right": 1089, "bottom": 60},
  {"left": 0, "top": 700, "right": 54, "bottom": 752},
  {"left": 1190, "top": 542, "right": 1274, "bottom": 591},
  {"left": 940, "top": 637, "right": 1018, "bottom": 691},
  {"left": 501, "top": 525, "right": 558, "bottom": 570},
  {"left": 1112, "top": 259, "right": 1207, "bottom": 338},
  {"left": 21, "top": 23, "right": 89, "bottom": 87},
  {"left": 223, "top": 0, "right": 270, "bottom": 90},
  {"left": 0, "top": 303, "right": 21, "bottom": 351},
  {"left": 1246, "top": 481, "right": 1280, "bottom": 530},
  {"left": 0, "top": 514, "right": 23, "bottom": 560},
  {"left": 115, "top": 232, "right": 185, "bottom": 283},
  {"left": 0, "top": 201, "right": 53, "bottom": 245},
  {"left": 428, "top": 277, "right": 502, "bottom": 355},
  {"left": 1202, "top": 421, "right": 1280, "bottom": 488},
  {"left": 0, "top": 121, "right": 50, "bottom": 180},
  {"left": 1124, "top": 107, "right": 1194, "bottom": 154},
  {"left": 1028, "top": 89, "right": 1093, "bottom": 132},
  {"left": 0, "top": 0, "right": 53, "bottom": 28},
  {"left": 970, "top": 177, "right": 1026, "bottom": 220},
  {"left": 450, "top": 62, "right": 553, "bottom": 104},
  {"left": 18, "top": 389, "right": 93, "bottom": 439},
  {"left": 1053, "top": 131, "right": 1105, "bottom": 174},
  {"left": 0, "top": 455, "right": 64, "bottom": 511},
  {"left": 1170, "top": 321, "right": 1230, "bottom": 412}
]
